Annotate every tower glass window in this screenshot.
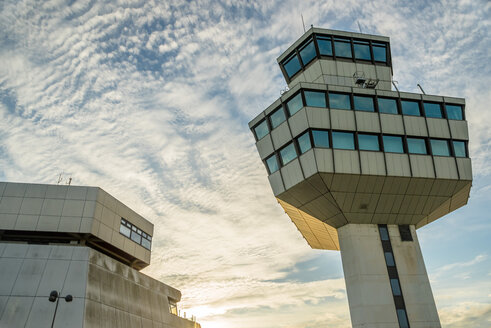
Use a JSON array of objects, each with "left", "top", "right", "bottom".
[
  {"left": 407, "top": 138, "right": 427, "bottom": 154},
  {"left": 453, "top": 141, "right": 466, "bottom": 157},
  {"left": 401, "top": 100, "right": 421, "bottom": 116},
  {"left": 329, "top": 93, "right": 351, "bottom": 110},
  {"left": 283, "top": 52, "right": 301, "bottom": 78},
  {"left": 280, "top": 143, "right": 297, "bottom": 165},
  {"left": 297, "top": 131, "right": 312, "bottom": 153},
  {"left": 379, "top": 226, "right": 389, "bottom": 240},
  {"left": 305, "top": 91, "right": 326, "bottom": 107},
  {"left": 354, "top": 40, "right": 371, "bottom": 60},
  {"left": 383, "top": 136, "right": 404, "bottom": 153},
  {"left": 446, "top": 104, "right": 463, "bottom": 120},
  {"left": 430, "top": 139, "right": 450, "bottom": 156},
  {"left": 354, "top": 95, "right": 375, "bottom": 112},
  {"left": 120, "top": 223, "right": 131, "bottom": 238},
  {"left": 397, "top": 309, "right": 410, "bottom": 328},
  {"left": 384, "top": 252, "right": 395, "bottom": 266},
  {"left": 390, "top": 278, "right": 402, "bottom": 296},
  {"left": 299, "top": 39, "right": 317, "bottom": 66},
  {"left": 312, "top": 130, "right": 330, "bottom": 148},
  {"left": 317, "top": 36, "right": 333, "bottom": 56},
  {"left": 266, "top": 155, "right": 279, "bottom": 173},
  {"left": 270, "top": 107, "right": 286, "bottom": 129},
  {"left": 332, "top": 131, "right": 355, "bottom": 150},
  {"left": 373, "top": 42, "right": 387, "bottom": 62},
  {"left": 358, "top": 134, "right": 380, "bottom": 151},
  {"left": 424, "top": 102, "right": 443, "bottom": 118},
  {"left": 334, "top": 37, "right": 352, "bottom": 58},
  {"left": 287, "top": 93, "right": 304, "bottom": 116},
  {"left": 378, "top": 98, "right": 398, "bottom": 114},
  {"left": 254, "top": 120, "right": 269, "bottom": 140}
]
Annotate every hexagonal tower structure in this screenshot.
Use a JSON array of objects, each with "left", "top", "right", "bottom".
[{"left": 249, "top": 27, "right": 472, "bottom": 328}]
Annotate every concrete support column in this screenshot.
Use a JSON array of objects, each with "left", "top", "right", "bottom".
[{"left": 338, "top": 224, "right": 441, "bottom": 328}]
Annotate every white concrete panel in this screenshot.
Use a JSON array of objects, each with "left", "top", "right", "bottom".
[
  {"left": 0, "top": 296, "right": 34, "bottom": 328},
  {"left": 0, "top": 213, "right": 17, "bottom": 229},
  {"left": 375, "top": 65, "right": 392, "bottom": 82},
  {"left": 0, "top": 258, "right": 23, "bottom": 295},
  {"left": 3, "top": 243, "right": 29, "bottom": 258},
  {"left": 360, "top": 152, "right": 386, "bottom": 175},
  {"left": 288, "top": 108, "right": 309, "bottom": 137},
  {"left": 19, "top": 197, "right": 44, "bottom": 215},
  {"left": 41, "top": 198, "right": 65, "bottom": 216},
  {"left": 255, "top": 135, "right": 274, "bottom": 160},
  {"left": 26, "top": 245, "right": 52, "bottom": 259},
  {"left": 58, "top": 216, "right": 82, "bottom": 232},
  {"left": 404, "top": 116, "right": 428, "bottom": 136},
  {"left": 50, "top": 246, "right": 74, "bottom": 260},
  {"left": 86, "top": 187, "right": 98, "bottom": 201},
  {"left": 299, "top": 149, "right": 317, "bottom": 179},
  {"left": 61, "top": 200, "right": 85, "bottom": 217},
  {"left": 83, "top": 201, "right": 96, "bottom": 218},
  {"left": 399, "top": 92, "right": 421, "bottom": 100},
  {"left": 314, "top": 148, "right": 334, "bottom": 173},
  {"left": 45, "top": 185, "right": 68, "bottom": 199},
  {"left": 426, "top": 118, "right": 450, "bottom": 138},
  {"left": 80, "top": 217, "right": 93, "bottom": 233},
  {"left": 433, "top": 157, "right": 458, "bottom": 179},
  {"left": 456, "top": 158, "right": 472, "bottom": 180},
  {"left": 268, "top": 171, "right": 285, "bottom": 196},
  {"left": 66, "top": 186, "right": 88, "bottom": 200},
  {"left": 25, "top": 297, "right": 57, "bottom": 328},
  {"left": 61, "top": 260, "right": 88, "bottom": 298},
  {"left": 14, "top": 214, "right": 39, "bottom": 230},
  {"left": 334, "top": 150, "right": 360, "bottom": 174},
  {"left": 0, "top": 197, "right": 23, "bottom": 214},
  {"left": 385, "top": 153, "right": 411, "bottom": 177},
  {"left": 36, "top": 259, "right": 71, "bottom": 296},
  {"left": 448, "top": 120, "right": 469, "bottom": 140},
  {"left": 53, "top": 297, "right": 85, "bottom": 328},
  {"left": 281, "top": 159, "right": 304, "bottom": 190},
  {"left": 36, "top": 215, "right": 61, "bottom": 231},
  {"left": 330, "top": 109, "right": 356, "bottom": 131},
  {"left": 410, "top": 155, "right": 435, "bottom": 178},
  {"left": 306, "top": 107, "right": 330, "bottom": 129},
  {"left": 356, "top": 112, "right": 380, "bottom": 132},
  {"left": 4, "top": 183, "right": 27, "bottom": 197},
  {"left": 271, "top": 122, "right": 292, "bottom": 150},
  {"left": 11, "top": 259, "right": 46, "bottom": 296},
  {"left": 0, "top": 182, "right": 6, "bottom": 196},
  {"left": 24, "top": 184, "right": 47, "bottom": 198}
]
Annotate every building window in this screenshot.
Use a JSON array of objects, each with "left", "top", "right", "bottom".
[
  {"left": 332, "top": 131, "right": 355, "bottom": 150},
  {"left": 385, "top": 252, "right": 395, "bottom": 266},
  {"left": 379, "top": 226, "right": 389, "bottom": 241},
  {"left": 297, "top": 131, "right": 312, "bottom": 154},
  {"left": 401, "top": 100, "right": 421, "bottom": 116},
  {"left": 270, "top": 107, "right": 286, "bottom": 129},
  {"left": 358, "top": 134, "right": 380, "bottom": 151},
  {"left": 396, "top": 309, "right": 410, "bottom": 328},
  {"left": 329, "top": 93, "right": 351, "bottom": 110},
  {"left": 120, "top": 218, "right": 152, "bottom": 250},
  {"left": 120, "top": 221, "right": 131, "bottom": 238},
  {"left": 424, "top": 102, "right": 443, "bottom": 118},
  {"left": 453, "top": 141, "right": 466, "bottom": 157},
  {"left": 430, "top": 139, "right": 450, "bottom": 156},
  {"left": 353, "top": 40, "right": 371, "bottom": 60},
  {"left": 299, "top": 39, "right": 317, "bottom": 66},
  {"left": 407, "top": 138, "right": 427, "bottom": 154},
  {"left": 378, "top": 98, "right": 398, "bottom": 114},
  {"left": 254, "top": 120, "right": 269, "bottom": 140},
  {"left": 279, "top": 143, "right": 297, "bottom": 165},
  {"left": 390, "top": 278, "right": 402, "bottom": 296},
  {"left": 334, "top": 37, "right": 352, "bottom": 58},
  {"left": 353, "top": 95, "right": 375, "bottom": 112},
  {"left": 283, "top": 52, "right": 301, "bottom": 78},
  {"left": 372, "top": 42, "right": 387, "bottom": 62},
  {"left": 446, "top": 104, "right": 463, "bottom": 120},
  {"left": 169, "top": 299, "right": 178, "bottom": 315},
  {"left": 317, "top": 36, "right": 333, "bottom": 56},
  {"left": 312, "top": 130, "right": 330, "bottom": 148},
  {"left": 305, "top": 91, "right": 326, "bottom": 107},
  {"left": 266, "top": 155, "right": 279, "bottom": 173},
  {"left": 287, "top": 93, "right": 304, "bottom": 116},
  {"left": 399, "top": 225, "right": 413, "bottom": 241},
  {"left": 383, "top": 136, "right": 404, "bottom": 153}
]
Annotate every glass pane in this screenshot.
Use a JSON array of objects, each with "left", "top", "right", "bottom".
[
  {"left": 373, "top": 45, "right": 387, "bottom": 62},
  {"left": 283, "top": 53, "right": 301, "bottom": 78},
  {"left": 131, "top": 231, "right": 142, "bottom": 244},
  {"left": 354, "top": 43, "right": 371, "bottom": 60},
  {"left": 329, "top": 93, "right": 351, "bottom": 110},
  {"left": 453, "top": 141, "right": 466, "bottom": 157},
  {"left": 270, "top": 108, "right": 286, "bottom": 129},
  {"left": 358, "top": 134, "right": 380, "bottom": 151},
  {"left": 120, "top": 224, "right": 131, "bottom": 238},
  {"left": 401, "top": 100, "right": 421, "bottom": 116},
  {"left": 430, "top": 139, "right": 450, "bottom": 156},
  {"left": 287, "top": 93, "right": 303, "bottom": 116},
  {"left": 299, "top": 40, "right": 317, "bottom": 66},
  {"left": 305, "top": 91, "right": 326, "bottom": 107},
  {"left": 378, "top": 98, "right": 398, "bottom": 114},
  {"left": 390, "top": 278, "right": 401, "bottom": 296},
  {"left": 332, "top": 131, "right": 355, "bottom": 150},
  {"left": 407, "top": 138, "right": 427, "bottom": 154},
  {"left": 334, "top": 40, "right": 352, "bottom": 58},
  {"left": 354, "top": 96, "right": 374, "bottom": 112},
  {"left": 446, "top": 104, "right": 463, "bottom": 120},
  {"left": 297, "top": 132, "right": 312, "bottom": 154},
  {"left": 424, "top": 102, "right": 443, "bottom": 118},
  {"left": 383, "top": 136, "right": 404, "bottom": 153},
  {"left": 317, "top": 37, "right": 333, "bottom": 56},
  {"left": 254, "top": 120, "right": 269, "bottom": 140},
  {"left": 279, "top": 143, "right": 297, "bottom": 165},
  {"left": 385, "top": 252, "right": 395, "bottom": 266},
  {"left": 312, "top": 130, "right": 330, "bottom": 148},
  {"left": 397, "top": 309, "right": 410, "bottom": 328},
  {"left": 379, "top": 226, "right": 389, "bottom": 240},
  {"left": 141, "top": 238, "right": 151, "bottom": 250},
  {"left": 266, "top": 155, "right": 279, "bottom": 173}
]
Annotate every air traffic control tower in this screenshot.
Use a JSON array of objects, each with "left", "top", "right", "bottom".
[{"left": 249, "top": 28, "right": 472, "bottom": 328}]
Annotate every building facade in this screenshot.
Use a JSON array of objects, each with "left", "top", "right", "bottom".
[
  {"left": 0, "top": 182, "right": 200, "bottom": 328},
  {"left": 249, "top": 28, "right": 472, "bottom": 328}
]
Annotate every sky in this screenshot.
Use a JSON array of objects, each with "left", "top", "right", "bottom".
[{"left": 0, "top": 0, "right": 490, "bottom": 327}]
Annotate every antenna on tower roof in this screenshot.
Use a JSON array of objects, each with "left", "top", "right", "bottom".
[
  {"left": 417, "top": 83, "right": 426, "bottom": 94},
  {"left": 301, "top": 14, "right": 306, "bottom": 33},
  {"left": 357, "top": 21, "right": 363, "bottom": 33}
]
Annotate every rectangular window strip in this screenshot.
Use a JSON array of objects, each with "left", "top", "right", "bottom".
[
  {"left": 120, "top": 218, "right": 152, "bottom": 250},
  {"left": 378, "top": 225, "right": 410, "bottom": 328}
]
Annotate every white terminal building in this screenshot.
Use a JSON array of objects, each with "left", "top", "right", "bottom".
[
  {"left": 249, "top": 27, "right": 472, "bottom": 328},
  {"left": 0, "top": 182, "right": 200, "bottom": 328}
]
